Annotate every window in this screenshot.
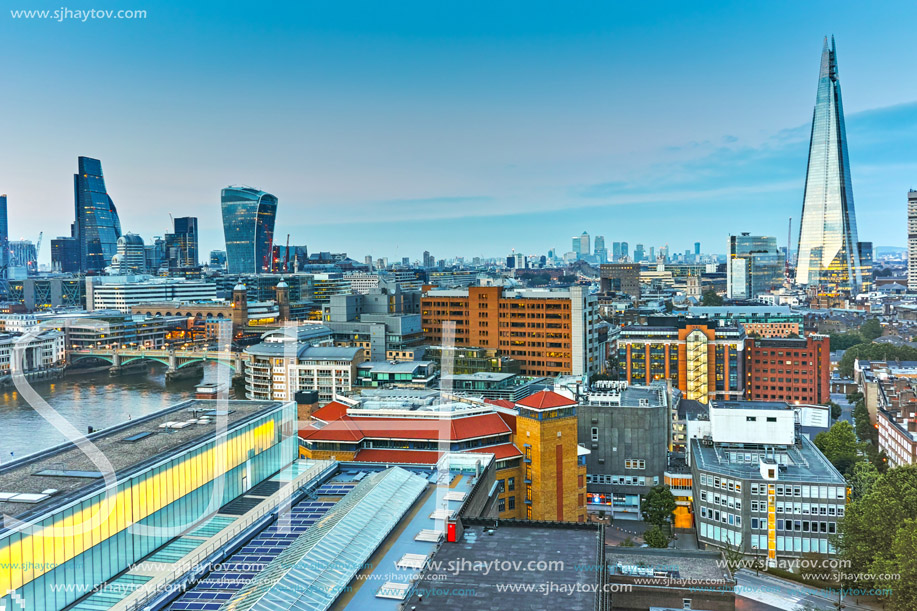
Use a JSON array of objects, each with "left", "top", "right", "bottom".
[
  {"left": 508, "top": 477, "right": 515, "bottom": 491},
  {"left": 767, "top": 417, "right": 777, "bottom": 422},
  {"left": 683, "top": 599, "right": 692, "bottom": 610},
  {"left": 591, "top": 427, "right": 598, "bottom": 442},
  {"left": 498, "top": 479, "right": 505, "bottom": 493},
  {"left": 747, "top": 416, "right": 757, "bottom": 422},
  {"left": 508, "top": 497, "right": 515, "bottom": 510},
  {"left": 498, "top": 498, "right": 505, "bottom": 512}
]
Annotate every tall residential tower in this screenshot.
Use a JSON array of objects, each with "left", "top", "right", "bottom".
[{"left": 795, "top": 37, "right": 863, "bottom": 294}]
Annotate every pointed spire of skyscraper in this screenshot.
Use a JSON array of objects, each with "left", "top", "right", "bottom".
[{"left": 795, "top": 37, "right": 863, "bottom": 294}]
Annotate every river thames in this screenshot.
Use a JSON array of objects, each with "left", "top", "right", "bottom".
[{"left": 0, "top": 363, "right": 242, "bottom": 460}]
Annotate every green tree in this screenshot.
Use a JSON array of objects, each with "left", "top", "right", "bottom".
[
  {"left": 838, "top": 343, "right": 917, "bottom": 378},
  {"left": 643, "top": 525, "right": 669, "bottom": 548},
  {"left": 829, "top": 332, "right": 864, "bottom": 351},
  {"left": 813, "top": 421, "right": 862, "bottom": 476},
  {"left": 701, "top": 290, "right": 723, "bottom": 306},
  {"left": 641, "top": 485, "right": 677, "bottom": 527},
  {"left": 837, "top": 465, "right": 917, "bottom": 596},
  {"left": 848, "top": 461, "right": 879, "bottom": 501},
  {"left": 859, "top": 318, "right": 883, "bottom": 341},
  {"left": 618, "top": 537, "right": 635, "bottom": 547},
  {"left": 887, "top": 518, "right": 917, "bottom": 611},
  {"left": 824, "top": 401, "right": 842, "bottom": 421},
  {"left": 853, "top": 400, "right": 876, "bottom": 446}
]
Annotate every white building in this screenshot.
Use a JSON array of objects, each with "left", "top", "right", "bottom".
[
  {"left": 86, "top": 276, "right": 217, "bottom": 313},
  {"left": 0, "top": 330, "right": 66, "bottom": 376},
  {"left": 908, "top": 190, "right": 917, "bottom": 291},
  {"left": 245, "top": 340, "right": 363, "bottom": 403}
]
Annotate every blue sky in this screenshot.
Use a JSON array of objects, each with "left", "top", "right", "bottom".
[{"left": 4, "top": 0, "right": 917, "bottom": 263}]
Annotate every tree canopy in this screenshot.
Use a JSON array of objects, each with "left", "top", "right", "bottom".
[
  {"left": 814, "top": 421, "right": 861, "bottom": 477},
  {"left": 701, "top": 290, "right": 723, "bottom": 306},
  {"left": 838, "top": 343, "right": 917, "bottom": 378},
  {"left": 641, "top": 485, "right": 676, "bottom": 527},
  {"left": 859, "top": 318, "right": 883, "bottom": 342},
  {"left": 643, "top": 525, "right": 669, "bottom": 548},
  {"left": 837, "top": 465, "right": 917, "bottom": 609}
]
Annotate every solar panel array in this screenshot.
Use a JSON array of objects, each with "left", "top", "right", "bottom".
[
  {"left": 168, "top": 501, "right": 335, "bottom": 611},
  {"left": 313, "top": 482, "right": 357, "bottom": 496}
]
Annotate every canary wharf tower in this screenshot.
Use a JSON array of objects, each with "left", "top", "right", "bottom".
[{"left": 795, "top": 37, "right": 863, "bottom": 293}]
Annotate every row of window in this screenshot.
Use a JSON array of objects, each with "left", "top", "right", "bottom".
[
  {"left": 699, "top": 506, "right": 741, "bottom": 527},
  {"left": 750, "top": 534, "right": 836, "bottom": 555},
  {"left": 497, "top": 496, "right": 517, "bottom": 512},
  {"left": 751, "top": 518, "right": 837, "bottom": 534},
  {"left": 586, "top": 474, "right": 659, "bottom": 487}
]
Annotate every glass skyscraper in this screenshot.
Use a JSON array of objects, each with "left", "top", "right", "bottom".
[
  {"left": 221, "top": 186, "right": 278, "bottom": 274},
  {"left": 165, "top": 216, "right": 199, "bottom": 269},
  {"left": 795, "top": 37, "right": 862, "bottom": 293},
  {"left": 73, "top": 157, "right": 122, "bottom": 272},
  {"left": 0, "top": 195, "right": 8, "bottom": 278},
  {"left": 727, "top": 234, "right": 785, "bottom": 299}
]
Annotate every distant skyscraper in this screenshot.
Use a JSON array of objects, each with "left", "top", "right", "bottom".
[
  {"left": 112, "top": 233, "right": 146, "bottom": 274},
  {"left": 572, "top": 232, "right": 590, "bottom": 259},
  {"left": 8, "top": 240, "right": 37, "bottom": 277},
  {"left": 909, "top": 191, "right": 917, "bottom": 291},
  {"left": 620, "top": 242, "right": 629, "bottom": 260},
  {"left": 727, "top": 234, "right": 785, "bottom": 299},
  {"left": 165, "top": 217, "right": 198, "bottom": 269},
  {"left": 73, "top": 156, "right": 122, "bottom": 272},
  {"left": 221, "top": 186, "right": 278, "bottom": 274},
  {"left": 649, "top": 246, "right": 655, "bottom": 262},
  {"left": 209, "top": 249, "right": 227, "bottom": 268},
  {"left": 612, "top": 242, "right": 622, "bottom": 261},
  {"left": 694, "top": 242, "right": 701, "bottom": 256},
  {"left": 0, "top": 195, "right": 7, "bottom": 278},
  {"left": 634, "top": 244, "right": 645, "bottom": 263},
  {"left": 423, "top": 250, "right": 435, "bottom": 268},
  {"left": 594, "top": 235, "right": 607, "bottom": 264},
  {"left": 795, "top": 38, "right": 863, "bottom": 293},
  {"left": 51, "top": 236, "right": 80, "bottom": 273}
]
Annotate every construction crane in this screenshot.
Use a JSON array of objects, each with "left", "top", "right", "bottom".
[
  {"left": 35, "top": 231, "right": 43, "bottom": 262},
  {"left": 283, "top": 234, "right": 290, "bottom": 273}
]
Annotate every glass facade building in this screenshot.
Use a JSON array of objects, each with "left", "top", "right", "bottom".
[
  {"left": 165, "top": 216, "right": 199, "bottom": 269},
  {"left": 73, "top": 157, "right": 122, "bottom": 273},
  {"left": 727, "top": 234, "right": 785, "bottom": 299},
  {"left": 221, "top": 187, "right": 278, "bottom": 275},
  {"left": 0, "top": 195, "right": 8, "bottom": 279},
  {"left": 0, "top": 400, "right": 297, "bottom": 611},
  {"left": 795, "top": 38, "right": 862, "bottom": 294}
]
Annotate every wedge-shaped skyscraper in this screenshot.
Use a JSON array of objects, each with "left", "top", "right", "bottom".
[
  {"left": 795, "top": 37, "right": 862, "bottom": 293},
  {"left": 221, "top": 186, "right": 278, "bottom": 274},
  {"left": 74, "top": 156, "right": 122, "bottom": 272}
]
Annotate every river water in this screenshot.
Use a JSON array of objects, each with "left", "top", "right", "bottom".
[{"left": 0, "top": 363, "right": 243, "bottom": 460}]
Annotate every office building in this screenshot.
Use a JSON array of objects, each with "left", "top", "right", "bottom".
[
  {"left": 422, "top": 250, "right": 435, "bottom": 268},
  {"left": 143, "top": 236, "right": 165, "bottom": 273},
  {"left": 689, "top": 400, "right": 847, "bottom": 562},
  {"left": 111, "top": 233, "right": 146, "bottom": 274},
  {"left": 73, "top": 156, "right": 122, "bottom": 272},
  {"left": 572, "top": 231, "right": 590, "bottom": 260},
  {"left": 727, "top": 234, "right": 785, "bottom": 299},
  {"left": 621, "top": 241, "right": 629, "bottom": 260},
  {"left": 8, "top": 240, "right": 37, "bottom": 277},
  {"left": 594, "top": 235, "right": 607, "bottom": 263},
  {"left": 0, "top": 195, "right": 7, "bottom": 278},
  {"left": 164, "top": 216, "right": 198, "bottom": 269},
  {"left": 421, "top": 286, "right": 601, "bottom": 377},
  {"left": 50, "top": 237, "right": 80, "bottom": 273},
  {"left": 618, "top": 317, "right": 744, "bottom": 403},
  {"left": 744, "top": 335, "right": 830, "bottom": 404},
  {"left": 209, "top": 249, "right": 227, "bottom": 268},
  {"left": 634, "top": 243, "right": 644, "bottom": 262},
  {"left": 600, "top": 263, "right": 641, "bottom": 298},
  {"left": 795, "top": 38, "right": 863, "bottom": 294},
  {"left": 85, "top": 276, "right": 217, "bottom": 312},
  {"left": 688, "top": 305, "right": 802, "bottom": 338},
  {"left": 579, "top": 382, "right": 670, "bottom": 519},
  {"left": 322, "top": 286, "right": 424, "bottom": 361},
  {"left": 695, "top": 242, "right": 701, "bottom": 256},
  {"left": 0, "top": 398, "right": 297, "bottom": 611},
  {"left": 221, "top": 186, "right": 278, "bottom": 274},
  {"left": 857, "top": 241, "right": 873, "bottom": 292}
]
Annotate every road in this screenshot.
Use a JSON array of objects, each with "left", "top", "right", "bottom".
[
  {"left": 831, "top": 392, "right": 855, "bottom": 426},
  {"left": 735, "top": 569, "right": 883, "bottom": 611}
]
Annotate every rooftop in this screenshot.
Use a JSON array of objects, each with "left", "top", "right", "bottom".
[
  {"left": 605, "top": 547, "right": 734, "bottom": 583},
  {"left": 691, "top": 435, "right": 845, "bottom": 485},
  {"left": 403, "top": 520, "right": 602, "bottom": 610},
  {"left": 0, "top": 399, "right": 284, "bottom": 528},
  {"left": 711, "top": 400, "right": 792, "bottom": 411}
]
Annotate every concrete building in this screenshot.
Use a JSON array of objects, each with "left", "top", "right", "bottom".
[
  {"left": 618, "top": 317, "right": 745, "bottom": 404},
  {"left": 744, "top": 335, "right": 831, "bottom": 404},
  {"left": 689, "top": 400, "right": 847, "bottom": 563},
  {"left": 86, "top": 276, "right": 216, "bottom": 313},
  {"left": 909, "top": 190, "right": 917, "bottom": 291},
  {"left": 421, "top": 286, "right": 600, "bottom": 377},
  {"left": 578, "top": 382, "right": 670, "bottom": 519}
]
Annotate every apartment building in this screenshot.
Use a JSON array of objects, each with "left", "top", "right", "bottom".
[
  {"left": 245, "top": 341, "right": 364, "bottom": 403},
  {"left": 421, "top": 286, "right": 600, "bottom": 377}
]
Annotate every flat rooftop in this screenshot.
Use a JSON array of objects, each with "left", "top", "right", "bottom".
[
  {"left": 403, "top": 521, "right": 602, "bottom": 610},
  {"left": 605, "top": 547, "right": 733, "bottom": 583},
  {"left": 0, "top": 399, "right": 284, "bottom": 528},
  {"left": 711, "top": 400, "right": 792, "bottom": 411},
  {"left": 619, "top": 385, "right": 666, "bottom": 407},
  {"left": 691, "top": 436, "right": 846, "bottom": 485}
]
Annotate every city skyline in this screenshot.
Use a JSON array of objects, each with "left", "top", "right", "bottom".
[{"left": 4, "top": 3, "right": 917, "bottom": 263}]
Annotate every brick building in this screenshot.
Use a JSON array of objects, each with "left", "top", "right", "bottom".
[
  {"left": 421, "top": 286, "right": 600, "bottom": 377},
  {"left": 744, "top": 335, "right": 830, "bottom": 404}
]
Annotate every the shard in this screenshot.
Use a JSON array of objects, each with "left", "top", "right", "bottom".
[{"left": 795, "top": 37, "right": 863, "bottom": 294}]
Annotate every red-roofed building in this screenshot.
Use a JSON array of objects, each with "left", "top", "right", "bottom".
[{"left": 298, "top": 394, "right": 587, "bottom": 522}]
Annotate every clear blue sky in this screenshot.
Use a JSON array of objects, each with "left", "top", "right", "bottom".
[{"left": 4, "top": 0, "right": 917, "bottom": 263}]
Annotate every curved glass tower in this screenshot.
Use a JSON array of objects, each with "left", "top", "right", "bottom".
[
  {"left": 74, "top": 157, "right": 122, "bottom": 272},
  {"left": 221, "top": 186, "right": 278, "bottom": 274},
  {"left": 795, "top": 37, "right": 862, "bottom": 294}
]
